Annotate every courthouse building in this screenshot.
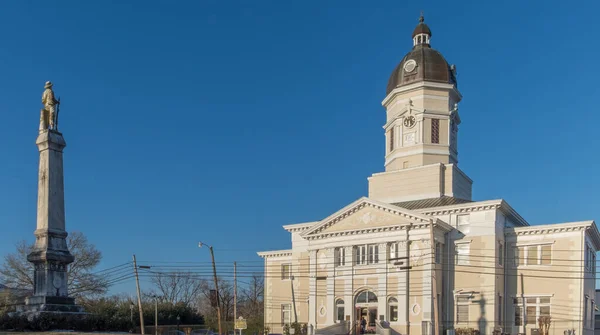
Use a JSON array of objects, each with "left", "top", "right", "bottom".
[{"left": 258, "top": 16, "right": 599, "bottom": 335}]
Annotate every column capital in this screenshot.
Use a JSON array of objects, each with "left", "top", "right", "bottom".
[{"left": 36, "top": 130, "right": 66, "bottom": 152}]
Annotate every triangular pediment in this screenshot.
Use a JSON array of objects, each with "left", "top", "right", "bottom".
[
  {"left": 301, "top": 197, "right": 433, "bottom": 238},
  {"left": 383, "top": 105, "right": 423, "bottom": 130}
]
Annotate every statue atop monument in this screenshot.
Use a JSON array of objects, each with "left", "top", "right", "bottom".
[{"left": 39, "top": 81, "right": 60, "bottom": 133}]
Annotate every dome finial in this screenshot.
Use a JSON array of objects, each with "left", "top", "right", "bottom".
[{"left": 419, "top": 11, "right": 424, "bottom": 23}]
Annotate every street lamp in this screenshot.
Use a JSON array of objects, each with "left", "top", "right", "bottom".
[
  {"left": 199, "top": 241, "right": 222, "bottom": 335},
  {"left": 177, "top": 315, "right": 181, "bottom": 332},
  {"left": 130, "top": 301, "right": 135, "bottom": 330},
  {"left": 149, "top": 294, "right": 159, "bottom": 335}
]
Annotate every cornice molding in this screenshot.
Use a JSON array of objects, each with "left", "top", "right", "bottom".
[
  {"left": 283, "top": 222, "right": 316, "bottom": 233},
  {"left": 506, "top": 221, "right": 600, "bottom": 250},
  {"left": 382, "top": 81, "right": 462, "bottom": 107},
  {"left": 304, "top": 224, "right": 418, "bottom": 241},
  {"left": 506, "top": 225, "right": 585, "bottom": 236},
  {"left": 420, "top": 202, "right": 502, "bottom": 216},
  {"left": 257, "top": 250, "right": 293, "bottom": 259},
  {"left": 301, "top": 197, "right": 434, "bottom": 239}
]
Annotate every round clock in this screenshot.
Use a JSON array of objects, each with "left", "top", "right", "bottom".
[
  {"left": 403, "top": 59, "right": 417, "bottom": 73},
  {"left": 403, "top": 115, "right": 416, "bottom": 128}
]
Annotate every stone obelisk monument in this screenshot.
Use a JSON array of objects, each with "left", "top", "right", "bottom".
[{"left": 19, "top": 81, "right": 82, "bottom": 313}]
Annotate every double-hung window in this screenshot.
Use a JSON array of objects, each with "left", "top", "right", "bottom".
[
  {"left": 515, "top": 244, "right": 552, "bottom": 266},
  {"left": 456, "top": 243, "right": 470, "bottom": 266},
  {"left": 456, "top": 296, "right": 470, "bottom": 323},
  {"left": 355, "top": 244, "right": 379, "bottom": 265},
  {"left": 281, "top": 304, "right": 291, "bottom": 325},
  {"left": 435, "top": 242, "right": 442, "bottom": 264},
  {"left": 389, "top": 242, "right": 399, "bottom": 261},
  {"left": 335, "top": 247, "right": 346, "bottom": 267},
  {"left": 513, "top": 296, "right": 551, "bottom": 326},
  {"left": 281, "top": 264, "right": 291, "bottom": 280},
  {"left": 457, "top": 214, "right": 470, "bottom": 234},
  {"left": 585, "top": 244, "right": 596, "bottom": 273}
]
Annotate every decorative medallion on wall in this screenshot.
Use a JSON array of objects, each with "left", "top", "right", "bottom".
[
  {"left": 319, "top": 306, "right": 327, "bottom": 317},
  {"left": 361, "top": 212, "right": 373, "bottom": 224},
  {"left": 319, "top": 252, "right": 328, "bottom": 269},
  {"left": 52, "top": 275, "right": 62, "bottom": 290},
  {"left": 410, "top": 298, "right": 421, "bottom": 316},
  {"left": 410, "top": 243, "right": 423, "bottom": 266}
]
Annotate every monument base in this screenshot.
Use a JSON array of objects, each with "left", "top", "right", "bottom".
[{"left": 16, "top": 295, "right": 85, "bottom": 315}]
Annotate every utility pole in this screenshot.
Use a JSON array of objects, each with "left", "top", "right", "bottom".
[
  {"left": 390, "top": 252, "right": 411, "bottom": 335},
  {"left": 200, "top": 242, "right": 222, "bottom": 335},
  {"left": 291, "top": 275, "right": 298, "bottom": 323},
  {"left": 430, "top": 224, "right": 440, "bottom": 335},
  {"left": 234, "top": 261, "right": 237, "bottom": 335},
  {"left": 133, "top": 255, "right": 145, "bottom": 335}
]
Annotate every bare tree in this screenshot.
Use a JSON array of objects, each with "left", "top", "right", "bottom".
[
  {"left": 149, "top": 271, "right": 203, "bottom": 306},
  {"left": 198, "top": 277, "right": 235, "bottom": 323},
  {"left": 239, "top": 274, "right": 264, "bottom": 333},
  {"left": 0, "top": 231, "right": 108, "bottom": 299},
  {"left": 240, "top": 273, "right": 264, "bottom": 319}
]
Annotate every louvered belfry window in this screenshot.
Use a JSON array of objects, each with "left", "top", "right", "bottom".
[{"left": 431, "top": 119, "right": 440, "bottom": 144}]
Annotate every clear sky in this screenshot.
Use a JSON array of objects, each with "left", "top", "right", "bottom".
[{"left": 1, "top": 0, "right": 599, "bottom": 295}]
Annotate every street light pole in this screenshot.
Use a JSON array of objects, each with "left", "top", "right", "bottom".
[
  {"left": 200, "top": 242, "right": 222, "bottom": 335},
  {"left": 149, "top": 294, "right": 159, "bottom": 335}
]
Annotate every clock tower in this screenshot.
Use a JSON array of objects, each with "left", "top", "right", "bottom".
[{"left": 368, "top": 15, "right": 473, "bottom": 204}]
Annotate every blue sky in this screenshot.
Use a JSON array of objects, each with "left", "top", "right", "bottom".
[{"left": 1, "top": 0, "right": 599, "bottom": 294}]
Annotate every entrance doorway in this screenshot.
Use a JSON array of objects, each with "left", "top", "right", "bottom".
[{"left": 355, "top": 290, "right": 378, "bottom": 331}]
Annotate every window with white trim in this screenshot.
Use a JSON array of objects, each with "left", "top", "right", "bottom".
[
  {"left": 585, "top": 244, "right": 596, "bottom": 273},
  {"left": 389, "top": 242, "right": 399, "bottom": 261},
  {"left": 281, "top": 264, "right": 291, "bottom": 280},
  {"left": 336, "top": 299, "right": 345, "bottom": 322},
  {"left": 435, "top": 242, "right": 442, "bottom": 264},
  {"left": 515, "top": 244, "right": 552, "bottom": 266},
  {"left": 388, "top": 297, "right": 398, "bottom": 322},
  {"left": 335, "top": 247, "right": 345, "bottom": 267},
  {"left": 457, "top": 214, "right": 470, "bottom": 234},
  {"left": 356, "top": 244, "right": 379, "bottom": 265},
  {"left": 497, "top": 296, "right": 503, "bottom": 325},
  {"left": 456, "top": 296, "right": 470, "bottom": 323},
  {"left": 281, "top": 304, "right": 291, "bottom": 325},
  {"left": 456, "top": 243, "right": 470, "bottom": 266},
  {"left": 513, "top": 296, "right": 550, "bottom": 326}
]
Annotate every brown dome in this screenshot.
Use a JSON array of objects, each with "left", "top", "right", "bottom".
[
  {"left": 412, "top": 15, "right": 431, "bottom": 38},
  {"left": 386, "top": 15, "right": 457, "bottom": 95}
]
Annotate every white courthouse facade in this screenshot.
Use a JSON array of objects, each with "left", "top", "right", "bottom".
[{"left": 258, "top": 16, "right": 599, "bottom": 335}]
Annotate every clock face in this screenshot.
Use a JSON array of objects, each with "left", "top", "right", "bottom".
[
  {"left": 403, "top": 116, "right": 416, "bottom": 128},
  {"left": 404, "top": 59, "right": 417, "bottom": 73}
]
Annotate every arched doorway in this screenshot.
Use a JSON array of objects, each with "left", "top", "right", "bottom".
[{"left": 354, "top": 290, "right": 378, "bottom": 330}]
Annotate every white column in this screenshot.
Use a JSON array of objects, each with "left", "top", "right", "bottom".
[
  {"left": 309, "top": 250, "right": 317, "bottom": 327},
  {"left": 422, "top": 239, "right": 433, "bottom": 321},
  {"left": 397, "top": 240, "right": 409, "bottom": 325},
  {"left": 378, "top": 243, "right": 388, "bottom": 322},
  {"left": 327, "top": 249, "right": 335, "bottom": 325},
  {"left": 344, "top": 246, "right": 354, "bottom": 325},
  {"left": 399, "top": 123, "right": 404, "bottom": 147}
]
